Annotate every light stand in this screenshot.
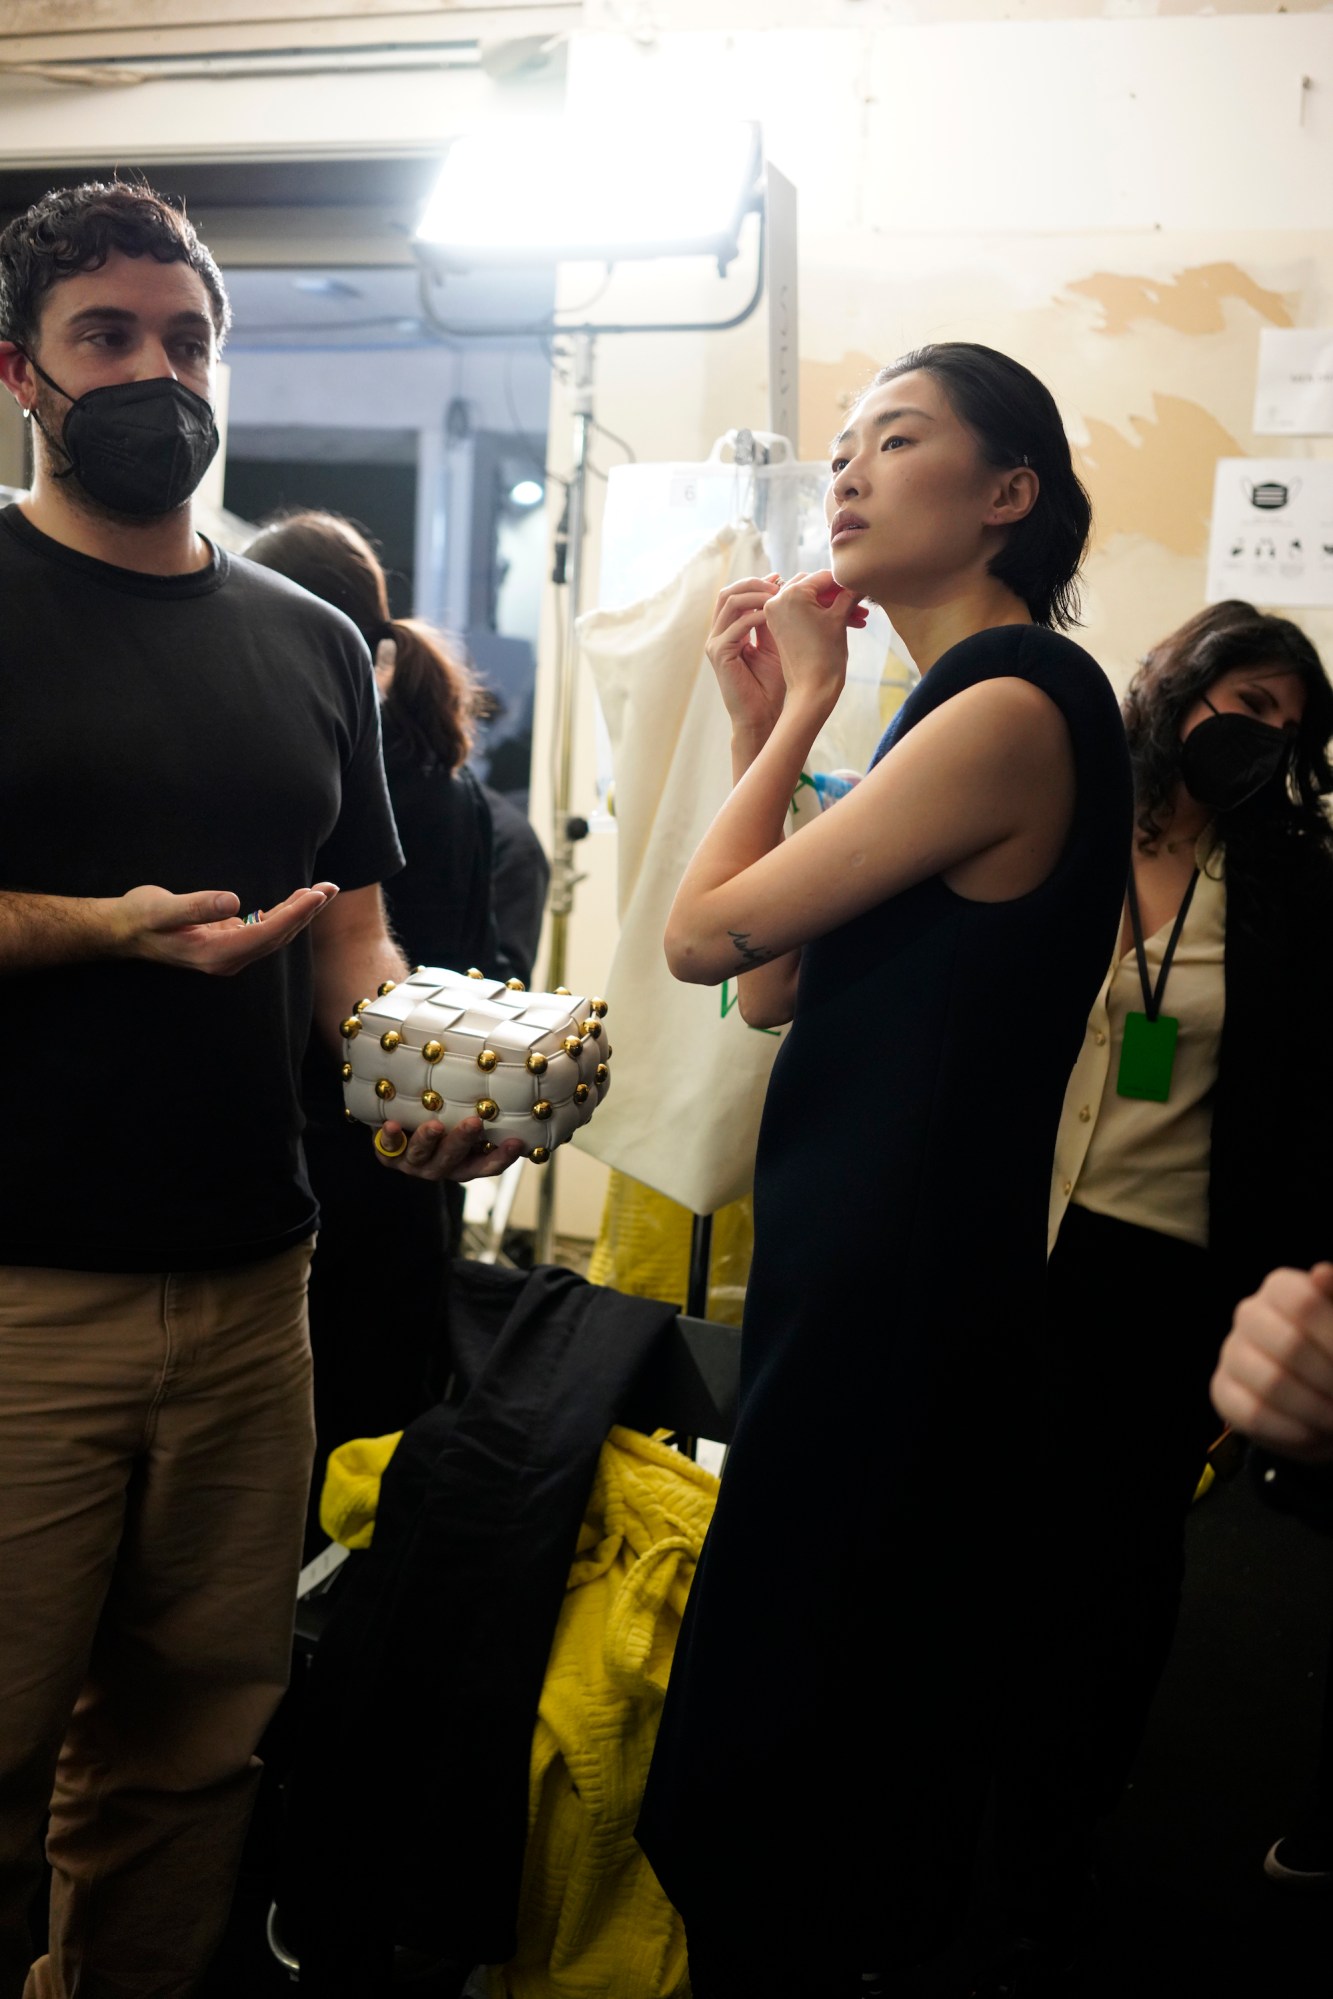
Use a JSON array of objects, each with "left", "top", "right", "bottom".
[
  {"left": 544, "top": 328, "right": 594, "bottom": 1002},
  {"left": 413, "top": 125, "right": 796, "bottom": 1266}
]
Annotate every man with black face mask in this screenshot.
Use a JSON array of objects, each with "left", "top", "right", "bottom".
[{"left": 0, "top": 182, "right": 522, "bottom": 1999}]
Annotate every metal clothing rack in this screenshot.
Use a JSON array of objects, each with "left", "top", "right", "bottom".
[
  {"left": 597, "top": 425, "right": 791, "bottom": 1354},
  {"left": 527, "top": 160, "right": 799, "bottom": 1264},
  {"left": 680, "top": 428, "right": 766, "bottom": 1421}
]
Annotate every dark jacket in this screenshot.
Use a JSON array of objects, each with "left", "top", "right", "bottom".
[
  {"left": 380, "top": 722, "right": 499, "bottom": 976},
  {"left": 379, "top": 728, "right": 549, "bottom": 988},
  {"left": 1209, "top": 830, "right": 1333, "bottom": 1314},
  {"left": 484, "top": 783, "right": 550, "bottom": 988}
]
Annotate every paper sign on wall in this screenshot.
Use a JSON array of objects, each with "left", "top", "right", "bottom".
[
  {"left": 1206, "top": 458, "right": 1333, "bottom": 608},
  {"left": 1254, "top": 330, "right": 1333, "bottom": 437}
]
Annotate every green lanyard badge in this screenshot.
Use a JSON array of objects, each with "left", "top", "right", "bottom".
[{"left": 1115, "top": 866, "right": 1199, "bottom": 1104}]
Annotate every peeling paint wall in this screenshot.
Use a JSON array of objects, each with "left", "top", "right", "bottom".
[
  {"left": 553, "top": 21, "right": 1333, "bottom": 698},
  {"left": 519, "top": 19, "right": 1333, "bottom": 1234},
  {"left": 785, "top": 231, "right": 1333, "bottom": 682},
  {"left": 583, "top": 233, "right": 1333, "bottom": 697}
]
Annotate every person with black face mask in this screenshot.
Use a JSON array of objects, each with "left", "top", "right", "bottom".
[
  {"left": 0, "top": 181, "right": 518, "bottom": 1999},
  {"left": 18, "top": 351, "right": 220, "bottom": 518},
  {"left": 976, "top": 601, "right": 1333, "bottom": 1998}
]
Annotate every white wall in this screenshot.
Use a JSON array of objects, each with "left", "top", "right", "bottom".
[
  {"left": 588, "top": 0, "right": 1326, "bottom": 21},
  {"left": 570, "top": 17, "right": 1333, "bottom": 240}
]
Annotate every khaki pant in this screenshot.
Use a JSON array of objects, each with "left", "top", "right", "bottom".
[{"left": 0, "top": 1243, "right": 316, "bottom": 1999}]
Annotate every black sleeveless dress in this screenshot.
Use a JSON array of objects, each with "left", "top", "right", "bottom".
[{"left": 637, "top": 625, "right": 1133, "bottom": 1984}]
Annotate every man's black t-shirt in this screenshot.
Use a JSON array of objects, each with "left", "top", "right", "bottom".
[{"left": 0, "top": 506, "right": 404, "bottom": 1271}]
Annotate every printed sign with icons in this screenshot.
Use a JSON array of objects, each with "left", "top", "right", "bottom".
[{"left": 1206, "top": 458, "right": 1333, "bottom": 608}]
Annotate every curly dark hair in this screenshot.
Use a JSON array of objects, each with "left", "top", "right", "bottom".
[
  {"left": 0, "top": 178, "right": 230, "bottom": 352},
  {"left": 1123, "top": 599, "right": 1333, "bottom": 864},
  {"left": 245, "top": 510, "right": 487, "bottom": 774},
  {"left": 873, "top": 342, "right": 1092, "bottom": 631}
]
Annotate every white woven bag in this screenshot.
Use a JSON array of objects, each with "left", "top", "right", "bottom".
[{"left": 340, "top": 967, "right": 611, "bottom": 1161}]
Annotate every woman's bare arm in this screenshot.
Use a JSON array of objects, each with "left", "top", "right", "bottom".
[
  {"left": 672, "top": 570, "right": 867, "bottom": 1026},
  {"left": 726, "top": 723, "right": 803, "bottom": 1030},
  {"left": 665, "top": 674, "right": 1074, "bottom": 986}
]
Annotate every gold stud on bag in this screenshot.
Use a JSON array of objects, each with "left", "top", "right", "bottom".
[{"left": 340, "top": 967, "right": 612, "bottom": 1159}]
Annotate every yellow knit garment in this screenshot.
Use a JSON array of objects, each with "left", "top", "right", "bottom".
[
  {"left": 319, "top": 1421, "right": 718, "bottom": 1997},
  {"left": 490, "top": 1426, "right": 717, "bottom": 1999},
  {"left": 319, "top": 1430, "right": 402, "bottom": 1549},
  {"left": 589, "top": 1169, "right": 753, "bottom": 1326}
]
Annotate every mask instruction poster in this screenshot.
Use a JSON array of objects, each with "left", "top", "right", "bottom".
[{"left": 1206, "top": 458, "right": 1333, "bottom": 608}]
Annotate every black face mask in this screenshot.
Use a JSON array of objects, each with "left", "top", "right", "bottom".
[
  {"left": 23, "top": 355, "right": 219, "bottom": 517},
  {"left": 1178, "top": 694, "right": 1295, "bottom": 813}
]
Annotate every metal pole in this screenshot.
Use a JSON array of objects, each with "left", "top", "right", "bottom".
[
  {"left": 686, "top": 1213, "right": 714, "bottom": 1320},
  {"left": 534, "top": 331, "right": 594, "bottom": 1266},
  {"left": 763, "top": 163, "right": 798, "bottom": 448}
]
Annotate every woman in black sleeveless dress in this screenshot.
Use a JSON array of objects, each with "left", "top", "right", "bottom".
[{"left": 636, "top": 345, "right": 1133, "bottom": 1994}]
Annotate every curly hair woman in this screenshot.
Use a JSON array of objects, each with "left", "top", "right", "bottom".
[{"left": 982, "top": 599, "right": 1333, "bottom": 1994}]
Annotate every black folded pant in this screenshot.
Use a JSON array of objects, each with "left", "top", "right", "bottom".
[{"left": 982, "top": 1201, "right": 1228, "bottom": 1926}]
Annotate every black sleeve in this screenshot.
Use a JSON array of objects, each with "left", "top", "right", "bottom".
[
  {"left": 314, "top": 640, "right": 404, "bottom": 892},
  {"left": 484, "top": 786, "right": 550, "bottom": 989},
  {"left": 459, "top": 766, "right": 506, "bottom": 981},
  {"left": 1250, "top": 1447, "right": 1333, "bottom": 1535},
  {"left": 1211, "top": 844, "right": 1333, "bottom": 1303}
]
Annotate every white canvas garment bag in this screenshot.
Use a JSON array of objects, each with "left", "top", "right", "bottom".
[{"left": 578, "top": 523, "right": 793, "bottom": 1214}]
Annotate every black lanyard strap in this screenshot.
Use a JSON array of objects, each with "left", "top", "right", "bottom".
[{"left": 1126, "top": 865, "right": 1200, "bottom": 1022}]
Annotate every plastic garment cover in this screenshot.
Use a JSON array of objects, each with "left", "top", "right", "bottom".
[{"left": 578, "top": 517, "right": 911, "bottom": 1211}]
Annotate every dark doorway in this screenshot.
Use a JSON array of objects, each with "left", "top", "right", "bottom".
[{"left": 224, "top": 440, "right": 419, "bottom": 616}]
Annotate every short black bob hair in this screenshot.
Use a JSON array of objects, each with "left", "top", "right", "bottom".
[
  {"left": 0, "top": 178, "right": 230, "bottom": 354},
  {"left": 872, "top": 342, "right": 1091, "bottom": 632}
]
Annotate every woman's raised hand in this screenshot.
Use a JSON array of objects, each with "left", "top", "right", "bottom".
[
  {"left": 764, "top": 571, "right": 868, "bottom": 717},
  {"left": 705, "top": 574, "right": 787, "bottom": 741}
]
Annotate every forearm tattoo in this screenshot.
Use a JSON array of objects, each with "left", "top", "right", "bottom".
[{"left": 728, "top": 928, "right": 777, "bottom": 971}]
